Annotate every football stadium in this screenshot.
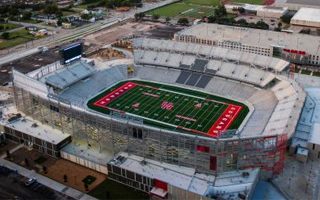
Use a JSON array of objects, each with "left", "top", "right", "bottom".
[{"left": 4, "top": 36, "right": 306, "bottom": 198}]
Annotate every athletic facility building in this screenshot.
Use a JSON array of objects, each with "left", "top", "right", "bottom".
[
  {"left": 225, "top": 3, "right": 288, "bottom": 18},
  {"left": 291, "top": 8, "right": 320, "bottom": 28},
  {"left": 174, "top": 23, "right": 320, "bottom": 65},
  {"left": 5, "top": 37, "right": 305, "bottom": 199}
]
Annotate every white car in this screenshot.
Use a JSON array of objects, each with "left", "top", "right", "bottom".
[{"left": 24, "top": 178, "right": 36, "bottom": 186}]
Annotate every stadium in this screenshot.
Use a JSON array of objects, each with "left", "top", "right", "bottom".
[{"left": 6, "top": 37, "right": 306, "bottom": 198}]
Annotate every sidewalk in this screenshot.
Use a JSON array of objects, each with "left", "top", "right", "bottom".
[
  {"left": 0, "top": 47, "right": 40, "bottom": 66},
  {"left": 0, "top": 143, "right": 24, "bottom": 159},
  {"left": 0, "top": 158, "right": 97, "bottom": 200}
]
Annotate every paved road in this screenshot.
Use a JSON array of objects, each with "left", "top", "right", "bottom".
[
  {"left": 0, "top": 167, "right": 71, "bottom": 200},
  {"left": 313, "top": 165, "right": 320, "bottom": 200},
  {"left": 9, "top": 20, "right": 56, "bottom": 31}
]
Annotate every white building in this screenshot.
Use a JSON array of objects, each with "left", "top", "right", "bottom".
[
  {"left": 225, "top": 3, "right": 288, "bottom": 18},
  {"left": 174, "top": 23, "right": 320, "bottom": 65},
  {"left": 107, "top": 152, "right": 260, "bottom": 200},
  {"left": 257, "top": 6, "right": 288, "bottom": 18},
  {"left": 291, "top": 7, "right": 320, "bottom": 28}
]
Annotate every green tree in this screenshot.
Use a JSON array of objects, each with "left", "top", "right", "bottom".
[
  {"left": 281, "top": 12, "right": 294, "bottom": 24},
  {"left": 44, "top": 3, "right": 61, "bottom": 15},
  {"left": 63, "top": 174, "right": 68, "bottom": 182},
  {"left": 256, "top": 20, "right": 269, "bottom": 30},
  {"left": 237, "top": 18, "right": 247, "bottom": 25},
  {"left": 152, "top": 14, "right": 159, "bottom": 20},
  {"left": 177, "top": 18, "right": 189, "bottom": 26},
  {"left": 214, "top": 5, "right": 226, "bottom": 17},
  {"left": 22, "top": 12, "right": 32, "bottom": 20},
  {"left": 1, "top": 32, "right": 10, "bottom": 40},
  {"left": 81, "top": 13, "right": 92, "bottom": 20},
  {"left": 134, "top": 12, "right": 145, "bottom": 21},
  {"left": 207, "top": 15, "right": 216, "bottom": 23}
]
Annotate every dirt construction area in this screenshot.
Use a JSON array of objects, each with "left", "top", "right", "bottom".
[
  {"left": 46, "top": 159, "right": 107, "bottom": 192},
  {"left": 8, "top": 147, "right": 106, "bottom": 193},
  {"left": 84, "top": 21, "right": 178, "bottom": 48}
]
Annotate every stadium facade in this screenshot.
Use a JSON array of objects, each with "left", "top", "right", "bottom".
[
  {"left": 1, "top": 37, "right": 306, "bottom": 199},
  {"left": 174, "top": 23, "right": 320, "bottom": 66}
]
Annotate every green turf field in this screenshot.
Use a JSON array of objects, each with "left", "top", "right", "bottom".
[
  {"left": 146, "top": 0, "right": 265, "bottom": 19},
  {"left": 233, "top": 0, "right": 264, "bottom": 4},
  {"left": 88, "top": 80, "right": 249, "bottom": 137},
  {"left": 184, "top": 0, "right": 220, "bottom": 6},
  {"left": 146, "top": 1, "right": 216, "bottom": 19}
]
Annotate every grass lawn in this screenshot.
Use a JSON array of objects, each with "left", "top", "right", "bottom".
[
  {"left": 34, "top": 156, "right": 47, "bottom": 164},
  {"left": 180, "top": 6, "right": 216, "bottom": 18},
  {"left": 184, "top": 0, "right": 220, "bottom": 6},
  {"left": 232, "top": 0, "right": 264, "bottom": 4},
  {"left": 301, "top": 69, "right": 312, "bottom": 75},
  {"left": 0, "top": 29, "right": 36, "bottom": 49},
  {"left": 147, "top": 3, "right": 194, "bottom": 17},
  {"left": 75, "top": 0, "right": 104, "bottom": 9},
  {"left": 87, "top": 80, "right": 249, "bottom": 137},
  {"left": 20, "top": 19, "right": 41, "bottom": 24},
  {"left": 89, "top": 179, "right": 149, "bottom": 200},
  {"left": 313, "top": 71, "right": 320, "bottom": 77},
  {"left": 0, "top": 23, "right": 19, "bottom": 32},
  {"left": 146, "top": 0, "right": 218, "bottom": 19}
]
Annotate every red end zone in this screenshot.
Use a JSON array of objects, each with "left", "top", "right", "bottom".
[
  {"left": 93, "top": 82, "right": 137, "bottom": 108},
  {"left": 208, "top": 104, "right": 242, "bottom": 137}
]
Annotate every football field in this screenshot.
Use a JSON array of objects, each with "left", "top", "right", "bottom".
[
  {"left": 146, "top": 1, "right": 217, "bottom": 19},
  {"left": 87, "top": 80, "right": 248, "bottom": 138},
  {"left": 146, "top": 0, "right": 264, "bottom": 19}
]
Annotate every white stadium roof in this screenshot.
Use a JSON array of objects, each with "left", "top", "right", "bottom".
[
  {"left": 0, "top": 115, "right": 70, "bottom": 145},
  {"left": 134, "top": 38, "right": 289, "bottom": 72},
  {"left": 291, "top": 8, "right": 320, "bottom": 27},
  {"left": 110, "top": 152, "right": 259, "bottom": 197},
  {"left": 175, "top": 23, "right": 320, "bottom": 55}
]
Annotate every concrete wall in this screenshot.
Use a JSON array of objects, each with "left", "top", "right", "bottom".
[
  {"left": 307, "top": 142, "right": 320, "bottom": 160},
  {"left": 60, "top": 150, "right": 108, "bottom": 175},
  {"left": 168, "top": 185, "right": 209, "bottom": 200}
]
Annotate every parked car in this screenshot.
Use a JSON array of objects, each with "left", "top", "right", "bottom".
[{"left": 24, "top": 178, "right": 36, "bottom": 186}]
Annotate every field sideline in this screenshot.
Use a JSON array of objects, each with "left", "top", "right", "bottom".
[{"left": 87, "top": 80, "right": 249, "bottom": 138}]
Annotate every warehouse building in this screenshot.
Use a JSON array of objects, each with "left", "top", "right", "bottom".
[
  {"left": 107, "top": 152, "right": 260, "bottom": 200},
  {"left": 0, "top": 113, "right": 71, "bottom": 157},
  {"left": 174, "top": 23, "right": 320, "bottom": 65},
  {"left": 291, "top": 7, "right": 320, "bottom": 28}
]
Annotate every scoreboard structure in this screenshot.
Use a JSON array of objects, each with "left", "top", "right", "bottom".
[{"left": 60, "top": 42, "right": 83, "bottom": 64}]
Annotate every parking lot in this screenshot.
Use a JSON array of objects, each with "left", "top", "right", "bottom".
[
  {"left": 143, "top": 25, "right": 183, "bottom": 39},
  {"left": 0, "top": 166, "right": 71, "bottom": 200},
  {"left": 235, "top": 15, "right": 281, "bottom": 30},
  {"left": 0, "top": 47, "right": 60, "bottom": 85},
  {"left": 286, "top": 0, "right": 320, "bottom": 6}
]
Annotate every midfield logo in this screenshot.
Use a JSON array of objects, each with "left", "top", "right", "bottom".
[
  {"left": 161, "top": 101, "right": 174, "bottom": 111},
  {"left": 195, "top": 103, "right": 202, "bottom": 109}
]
